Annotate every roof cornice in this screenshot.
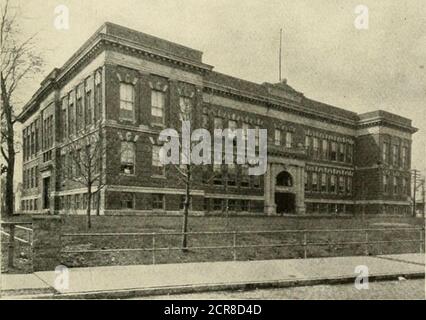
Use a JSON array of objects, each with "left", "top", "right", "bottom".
[{"left": 203, "top": 81, "right": 358, "bottom": 129}]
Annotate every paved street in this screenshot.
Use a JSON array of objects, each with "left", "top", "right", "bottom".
[{"left": 136, "top": 279, "right": 425, "bottom": 300}]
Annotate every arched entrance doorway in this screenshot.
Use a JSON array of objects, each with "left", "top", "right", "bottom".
[{"left": 275, "top": 171, "right": 296, "bottom": 214}]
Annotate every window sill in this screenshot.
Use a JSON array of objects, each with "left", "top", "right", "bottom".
[
  {"left": 151, "top": 174, "right": 166, "bottom": 179},
  {"left": 118, "top": 118, "right": 137, "bottom": 125},
  {"left": 151, "top": 123, "right": 165, "bottom": 128},
  {"left": 120, "top": 173, "right": 136, "bottom": 177}
]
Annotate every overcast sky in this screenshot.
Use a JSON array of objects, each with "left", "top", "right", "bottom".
[{"left": 13, "top": 0, "right": 426, "bottom": 176}]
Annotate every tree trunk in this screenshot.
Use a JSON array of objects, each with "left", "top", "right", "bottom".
[
  {"left": 96, "top": 126, "right": 103, "bottom": 216},
  {"left": 96, "top": 190, "right": 101, "bottom": 216},
  {"left": 87, "top": 185, "right": 92, "bottom": 229},
  {"left": 1, "top": 72, "right": 15, "bottom": 218},
  {"left": 181, "top": 165, "right": 190, "bottom": 252}
]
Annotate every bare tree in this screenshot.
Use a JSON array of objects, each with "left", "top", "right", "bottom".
[
  {"left": 174, "top": 98, "right": 194, "bottom": 251},
  {"left": 64, "top": 123, "right": 105, "bottom": 229},
  {"left": 173, "top": 100, "right": 244, "bottom": 250},
  {"left": 0, "top": 0, "right": 43, "bottom": 217}
]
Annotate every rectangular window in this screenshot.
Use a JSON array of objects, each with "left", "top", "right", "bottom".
[
  {"left": 23, "top": 128, "right": 27, "bottom": 160},
  {"left": 151, "top": 90, "right": 165, "bottom": 124},
  {"left": 179, "top": 96, "right": 192, "bottom": 120},
  {"left": 383, "top": 175, "right": 389, "bottom": 193},
  {"left": 228, "top": 120, "right": 237, "bottom": 132},
  {"left": 402, "top": 177, "right": 407, "bottom": 195},
  {"left": 202, "top": 114, "right": 209, "bottom": 129},
  {"left": 393, "top": 176, "right": 398, "bottom": 194},
  {"left": 214, "top": 117, "right": 223, "bottom": 132},
  {"left": 311, "top": 172, "right": 318, "bottom": 191},
  {"left": 285, "top": 131, "right": 293, "bottom": 148},
  {"left": 76, "top": 85, "right": 83, "bottom": 131},
  {"left": 227, "top": 164, "right": 236, "bottom": 186},
  {"left": 82, "top": 194, "right": 88, "bottom": 210},
  {"left": 152, "top": 194, "right": 164, "bottom": 210},
  {"left": 304, "top": 171, "right": 308, "bottom": 191},
  {"left": 213, "top": 164, "right": 222, "bottom": 185},
  {"left": 68, "top": 97, "right": 75, "bottom": 135},
  {"left": 252, "top": 175, "right": 260, "bottom": 188},
  {"left": 61, "top": 98, "right": 68, "bottom": 140},
  {"left": 68, "top": 152, "right": 73, "bottom": 177},
  {"left": 121, "top": 141, "right": 135, "bottom": 174},
  {"left": 30, "top": 123, "right": 35, "bottom": 156},
  {"left": 402, "top": 146, "right": 408, "bottom": 168},
  {"left": 75, "top": 149, "right": 82, "bottom": 176},
  {"left": 241, "top": 165, "right": 250, "bottom": 187},
  {"left": 121, "top": 192, "right": 135, "bottom": 209},
  {"left": 27, "top": 127, "right": 31, "bottom": 157},
  {"left": 322, "top": 139, "right": 328, "bottom": 159},
  {"left": 313, "top": 137, "right": 319, "bottom": 158},
  {"left": 203, "top": 198, "right": 209, "bottom": 212},
  {"left": 305, "top": 135, "right": 311, "bottom": 150},
  {"left": 213, "top": 199, "right": 222, "bottom": 211},
  {"left": 85, "top": 88, "right": 92, "bottom": 126},
  {"left": 240, "top": 200, "right": 249, "bottom": 212},
  {"left": 119, "top": 83, "right": 135, "bottom": 121},
  {"left": 339, "top": 143, "right": 345, "bottom": 162},
  {"left": 255, "top": 125, "right": 260, "bottom": 147},
  {"left": 228, "top": 199, "right": 236, "bottom": 212},
  {"left": 30, "top": 167, "right": 34, "bottom": 188},
  {"left": 66, "top": 195, "right": 71, "bottom": 210},
  {"left": 339, "top": 176, "right": 345, "bottom": 193},
  {"left": 392, "top": 145, "right": 399, "bottom": 167},
  {"left": 35, "top": 166, "right": 38, "bottom": 187},
  {"left": 330, "top": 142, "right": 337, "bottom": 161},
  {"left": 242, "top": 123, "right": 249, "bottom": 141},
  {"left": 180, "top": 195, "right": 192, "bottom": 210},
  {"left": 75, "top": 194, "right": 81, "bottom": 210},
  {"left": 330, "top": 175, "right": 336, "bottom": 193},
  {"left": 346, "top": 144, "right": 353, "bottom": 163},
  {"left": 382, "top": 142, "right": 389, "bottom": 163},
  {"left": 42, "top": 119, "right": 46, "bottom": 149},
  {"left": 346, "top": 176, "right": 352, "bottom": 194},
  {"left": 94, "top": 70, "right": 102, "bottom": 122},
  {"left": 152, "top": 145, "right": 164, "bottom": 176},
  {"left": 35, "top": 119, "right": 39, "bottom": 153},
  {"left": 274, "top": 129, "right": 281, "bottom": 146},
  {"left": 321, "top": 173, "right": 327, "bottom": 192}
]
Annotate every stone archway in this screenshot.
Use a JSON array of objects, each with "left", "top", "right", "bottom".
[
  {"left": 264, "top": 160, "right": 306, "bottom": 215},
  {"left": 276, "top": 171, "right": 293, "bottom": 187}
]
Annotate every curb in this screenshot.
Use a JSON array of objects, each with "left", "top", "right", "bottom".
[{"left": 4, "top": 271, "right": 424, "bottom": 300}]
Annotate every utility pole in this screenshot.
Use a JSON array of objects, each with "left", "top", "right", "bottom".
[
  {"left": 412, "top": 169, "right": 418, "bottom": 217},
  {"left": 279, "top": 28, "right": 282, "bottom": 82},
  {"left": 422, "top": 178, "right": 425, "bottom": 219},
  {"left": 411, "top": 169, "right": 424, "bottom": 218}
]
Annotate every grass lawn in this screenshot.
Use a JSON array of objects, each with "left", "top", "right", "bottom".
[
  {"left": 59, "top": 215, "right": 424, "bottom": 269},
  {"left": 2, "top": 215, "right": 424, "bottom": 273}
]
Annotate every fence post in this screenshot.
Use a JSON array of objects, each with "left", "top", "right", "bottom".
[
  {"left": 364, "top": 230, "right": 369, "bottom": 256},
  {"left": 232, "top": 231, "right": 237, "bottom": 261},
  {"left": 152, "top": 233, "right": 156, "bottom": 265},
  {"left": 8, "top": 224, "right": 15, "bottom": 269},
  {"left": 303, "top": 232, "right": 307, "bottom": 259}
]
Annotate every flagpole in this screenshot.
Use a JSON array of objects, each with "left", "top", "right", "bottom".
[{"left": 279, "top": 28, "right": 282, "bottom": 82}]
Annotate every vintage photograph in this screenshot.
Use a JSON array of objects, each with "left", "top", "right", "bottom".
[{"left": 0, "top": 0, "right": 425, "bottom": 302}]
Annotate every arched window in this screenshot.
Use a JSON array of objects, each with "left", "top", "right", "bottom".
[{"left": 276, "top": 171, "right": 293, "bottom": 187}]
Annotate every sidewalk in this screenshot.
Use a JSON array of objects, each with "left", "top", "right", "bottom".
[{"left": 1, "top": 253, "right": 424, "bottom": 299}]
